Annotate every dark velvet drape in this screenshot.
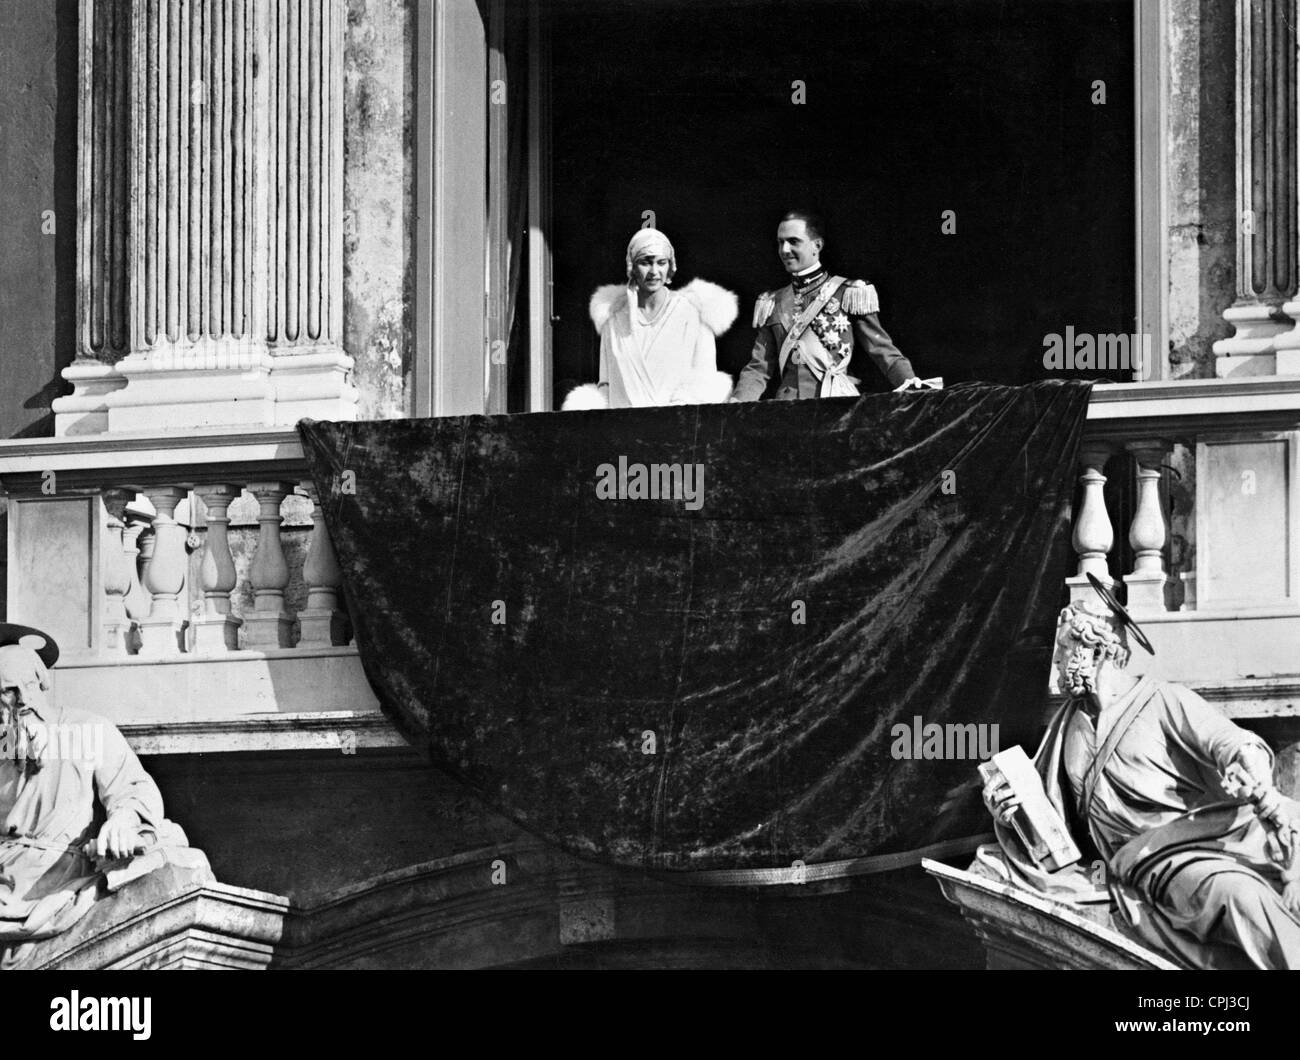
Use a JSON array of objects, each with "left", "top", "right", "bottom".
[{"left": 299, "top": 380, "right": 1092, "bottom": 872}]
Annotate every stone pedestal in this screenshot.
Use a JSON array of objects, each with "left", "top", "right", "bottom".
[
  {"left": 25, "top": 846, "right": 291, "bottom": 972},
  {"left": 1275, "top": 309, "right": 1300, "bottom": 374},
  {"left": 53, "top": 362, "right": 129, "bottom": 436}
]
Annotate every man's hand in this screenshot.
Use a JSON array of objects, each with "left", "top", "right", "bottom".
[
  {"left": 1258, "top": 790, "right": 1300, "bottom": 842},
  {"left": 94, "top": 810, "right": 144, "bottom": 861},
  {"left": 1238, "top": 744, "right": 1274, "bottom": 789},
  {"left": 892, "top": 376, "right": 943, "bottom": 393},
  {"left": 1224, "top": 745, "right": 1275, "bottom": 800},
  {"left": 981, "top": 775, "right": 1020, "bottom": 824}
]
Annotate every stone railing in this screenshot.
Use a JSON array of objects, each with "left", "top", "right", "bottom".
[
  {"left": 93, "top": 479, "right": 344, "bottom": 658},
  {"left": 4, "top": 381, "right": 1299, "bottom": 748},
  {"left": 1073, "top": 377, "right": 1300, "bottom": 707},
  {"left": 0, "top": 428, "right": 394, "bottom": 754}
]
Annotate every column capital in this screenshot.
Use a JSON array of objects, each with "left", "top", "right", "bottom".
[
  {"left": 1078, "top": 441, "right": 1117, "bottom": 470},
  {"left": 193, "top": 483, "right": 241, "bottom": 508},
  {"left": 142, "top": 486, "right": 187, "bottom": 517},
  {"left": 1123, "top": 439, "right": 1173, "bottom": 467}
]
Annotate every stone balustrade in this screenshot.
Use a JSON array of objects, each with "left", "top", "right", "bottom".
[
  {"left": 1071, "top": 377, "right": 1300, "bottom": 695},
  {"left": 2, "top": 383, "right": 1300, "bottom": 747},
  {"left": 0, "top": 427, "right": 390, "bottom": 754},
  {"left": 92, "top": 477, "right": 347, "bottom": 659},
  {"left": 0, "top": 427, "right": 350, "bottom": 659}
]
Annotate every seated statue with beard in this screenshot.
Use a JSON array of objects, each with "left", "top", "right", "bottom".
[
  {"left": 975, "top": 599, "right": 1300, "bottom": 969},
  {"left": 0, "top": 625, "right": 198, "bottom": 966}
]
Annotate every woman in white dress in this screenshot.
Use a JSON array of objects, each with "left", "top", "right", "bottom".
[{"left": 563, "top": 228, "right": 738, "bottom": 409}]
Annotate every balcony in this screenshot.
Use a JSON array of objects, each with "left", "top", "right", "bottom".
[
  {"left": 1, "top": 377, "right": 1298, "bottom": 758},
  {"left": 0, "top": 427, "right": 398, "bottom": 754}
]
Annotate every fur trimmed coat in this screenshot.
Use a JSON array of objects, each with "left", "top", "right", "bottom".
[{"left": 563, "top": 279, "right": 738, "bottom": 410}]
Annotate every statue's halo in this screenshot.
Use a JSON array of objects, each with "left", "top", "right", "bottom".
[
  {"left": 0, "top": 623, "right": 60, "bottom": 670},
  {"left": 1085, "top": 573, "right": 1155, "bottom": 656}
]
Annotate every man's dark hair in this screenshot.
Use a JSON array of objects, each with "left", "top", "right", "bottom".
[{"left": 780, "top": 209, "right": 826, "bottom": 243}]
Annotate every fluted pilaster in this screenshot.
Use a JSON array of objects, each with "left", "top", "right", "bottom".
[
  {"left": 1216, "top": 0, "right": 1299, "bottom": 375},
  {"left": 55, "top": 0, "right": 356, "bottom": 435},
  {"left": 80, "top": 0, "right": 130, "bottom": 364}
]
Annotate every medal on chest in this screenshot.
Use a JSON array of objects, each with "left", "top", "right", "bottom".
[{"left": 806, "top": 295, "right": 852, "bottom": 362}]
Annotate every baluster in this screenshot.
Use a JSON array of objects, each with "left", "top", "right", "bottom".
[
  {"left": 243, "top": 482, "right": 295, "bottom": 648},
  {"left": 1067, "top": 443, "right": 1116, "bottom": 605},
  {"left": 190, "top": 485, "right": 243, "bottom": 651},
  {"left": 1124, "top": 442, "right": 1171, "bottom": 614},
  {"left": 134, "top": 517, "right": 156, "bottom": 618},
  {"left": 296, "top": 482, "right": 347, "bottom": 648},
  {"left": 137, "top": 487, "right": 190, "bottom": 655},
  {"left": 121, "top": 496, "right": 152, "bottom": 650},
  {"left": 100, "top": 491, "right": 134, "bottom": 654}
]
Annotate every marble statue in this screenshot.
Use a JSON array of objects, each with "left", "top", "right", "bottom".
[
  {"left": 0, "top": 623, "right": 198, "bottom": 967},
  {"left": 976, "top": 595, "right": 1300, "bottom": 969}
]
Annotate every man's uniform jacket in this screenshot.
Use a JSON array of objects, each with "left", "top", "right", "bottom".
[{"left": 731, "top": 267, "right": 916, "bottom": 401}]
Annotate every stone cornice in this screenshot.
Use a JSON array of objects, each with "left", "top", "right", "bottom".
[
  {"left": 0, "top": 427, "right": 307, "bottom": 493},
  {"left": 120, "top": 711, "right": 407, "bottom": 755},
  {"left": 1084, "top": 376, "right": 1300, "bottom": 440}
]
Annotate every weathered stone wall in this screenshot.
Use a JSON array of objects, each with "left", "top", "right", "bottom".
[
  {"left": 343, "top": 0, "right": 414, "bottom": 419},
  {"left": 0, "top": 0, "right": 77, "bottom": 439},
  {"left": 146, "top": 749, "right": 527, "bottom": 904},
  {"left": 1166, "top": 0, "right": 1236, "bottom": 379}
]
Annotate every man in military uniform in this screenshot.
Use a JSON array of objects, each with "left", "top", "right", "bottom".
[{"left": 730, "top": 211, "right": 926, "bottom": 401}]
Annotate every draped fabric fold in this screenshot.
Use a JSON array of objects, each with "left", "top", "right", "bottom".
[{"left": 298, "top": 380, "right": 1093, "bottom": 872}]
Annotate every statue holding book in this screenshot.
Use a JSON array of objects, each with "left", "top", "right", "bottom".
[{"left": 975, "top": 585, "right": 1300, "bottom": 970}]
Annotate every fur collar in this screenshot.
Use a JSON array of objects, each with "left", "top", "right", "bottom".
[{"left": 589, "top": 279, "right": 739, "bottom": 337}]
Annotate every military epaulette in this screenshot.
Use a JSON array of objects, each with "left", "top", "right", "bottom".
[
  {"left": 752, "top": 290, "right": 777, "bottom": 328},
  {"left": 841, "top": 280, "right": 880, "bottom": 316}
]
